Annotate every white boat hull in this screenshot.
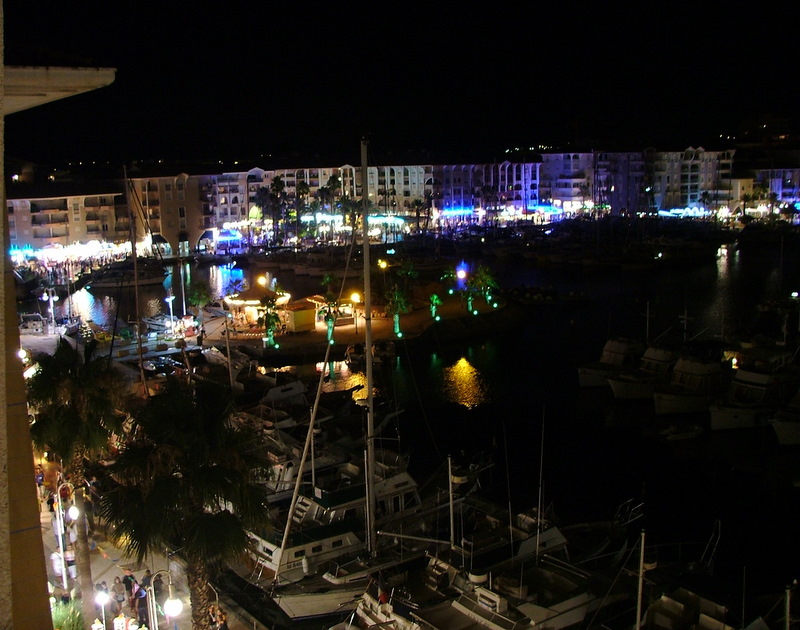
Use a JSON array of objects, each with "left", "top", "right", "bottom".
[
  {"left": 709, "top": 404, "right": 771, "bottom": 431},
  {"left": 653, "top": 391, "right": 713, "bottom": 415},
  {"left": 770, "top": 418, "right": 800, "bottom": 445}
]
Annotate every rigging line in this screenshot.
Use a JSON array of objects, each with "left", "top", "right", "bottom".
[
  {"left": 126, "top": 175, "right": 166, "bottom": 263},
  {"left": 396, "top": 338, "right": 442, "bottom": 461}
]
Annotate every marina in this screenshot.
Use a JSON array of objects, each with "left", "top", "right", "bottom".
[{"left": 18, "top": 221, "right": 800, "bottom": 629}]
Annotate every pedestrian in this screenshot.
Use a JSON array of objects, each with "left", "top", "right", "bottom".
[
  {"left": 122, "top": 568, "right": 136, "bottom": 609},
  {"left": 134, "top": 581, "right": 149, "bottom": 627},
  {"left": 35, "top": 465, "right": 45, "bottom": 500},
  {"left": 197, "top": 326, "right": 205, "bottom": 346},
  {"left": 208, "top": 604, "right": 218, "bottom": 629},
  {"left": 216, "top": 608, "right": 229, "bottom": 630},
  {"left": 140, "top": 568, "right": 152, "bottom": 590},
  {"left": 152, "top": 572, "right": 164, "bottom": 608},
  {"left": 111, "top": 576, "right": 126, "bottom": 615},
  {"left": 46, "top": 492, "right": 55, "bottom": 512},
  {"left": 64, "top": 544, "right": 77, "bottom": 580}
]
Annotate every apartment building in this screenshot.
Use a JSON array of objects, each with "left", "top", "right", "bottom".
[
  {"left": 647, "top": 147, "right": 735, "bottom": 212},
  {"left": 7, "top": 189, "right": 124, "bottom": 252},
  {"left": 7, "top": 146, "right": 767, "bottom": 254}
]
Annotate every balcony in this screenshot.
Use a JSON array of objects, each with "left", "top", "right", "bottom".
[{"left": 31, "top": 215, "right": 68, "bottom": 226}]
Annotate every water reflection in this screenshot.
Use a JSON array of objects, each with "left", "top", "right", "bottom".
[{"left": 441, "top": 357, "right": 489, "bottom": 409}]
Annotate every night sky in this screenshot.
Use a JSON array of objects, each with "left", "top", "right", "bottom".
[{"left": 4, "top": 2, "right": 797, "bottom": 168}]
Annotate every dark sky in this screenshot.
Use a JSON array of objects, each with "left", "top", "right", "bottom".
[{"left": 4, "top": 2, "right": 797, "bottom": 169}]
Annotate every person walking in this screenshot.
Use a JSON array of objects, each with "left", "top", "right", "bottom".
[
  {"left": 216, "top": 608, "right": 230, "bottom": 630},
  {"left": 35, "top": 465, "right": 45, "bottom": 501},
  {"left": 64, "top": 544, "right": 77, "bottom": 580},
  {"left": 111, "top": 576, "right": 126, "bottom": 615},
  {"left": 122, "top": 568, "right": 136, "bottom": 610}
]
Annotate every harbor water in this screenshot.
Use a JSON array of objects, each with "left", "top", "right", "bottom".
[{"left": 21, "top": 242, "right": 800, "bottom": 601}]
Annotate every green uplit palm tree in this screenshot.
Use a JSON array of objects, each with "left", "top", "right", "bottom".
[
  {"left": 429, "top": 293, "right": 442, "bottom": 320},
  {"left": 470, "top": 264, "right": 499, "bottom": 303},
  {"left": 186, "top": 278, "right": 214, "bottom": 326},
  {"left": 397, "top": 258, "right": 419, "bottom": 293},
  {"left": 27, "top": 338, "right": 129, "bottom": 626},
  {"left": 385, "top": 283, "right": 411, "bottom": 337},
  {"left": 100, "top": 377, "right": 273, "bottom": 630}
]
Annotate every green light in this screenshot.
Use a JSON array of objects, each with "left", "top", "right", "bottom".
[
  {"left": 397, "top": 332, "right": 403, "bottom": 338},
  {"left": 435, "top": 315, "right": 440, "bottom": 321},
  {"left": 472, "top": 310, "right": 478, "bottom": 315},
  {"left": 329, "top": 339, "right": 335, "bottom": 345},
  {"left": 448, "top": 288, "right": 454, "bottom": 295},
  {"left": 492, "top": 302, "right": 498, "bottom": 308},
  {"left": 274, "top": 344, "right": 280, "bottom": 349}
]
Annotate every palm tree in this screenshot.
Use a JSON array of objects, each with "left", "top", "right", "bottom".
[
  {"left": 397, "top": 258, "right": 419, "bottom": 293},
  {"left": 384, "top": 283, "right": 411, "bottom": 337},
  {"left": 253, "top": 186, "right": 273, "bottom": 245},
  {"left": 411, "top": 199, "right": 425, "bottom": 234},
  {"left": 27, "top": 339, "right": 130, "bottom": 625},
  {"left": 100, "top": 377, "right": 273, "bottom": 630},
  {"left": 186, "top": 278, "right": 213, "bottom": 326},
  {"left": 470, "top": 264, "right": 499, "bottom": 303},
  {"left": 270, "top": 175, "right": 287, "bottom": 244},
  {"left": 296, "top": 180, "right": 310, "bottom": 241}
]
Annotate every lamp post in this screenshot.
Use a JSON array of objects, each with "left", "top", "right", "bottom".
[
  {"left": 146, "top": 570, "right": 184, "bottom": 630},
  {"left": 94, "top": 590, "right": 109, "bottom": 629},
  {"left": 351, "top": 292, "right": 361, "bottom": 334},
  {"left": 40, "top": 287, "right": 59, "bottom": 333},
  {"left": 164, "top": 291, "right": 176, "bottom": 333},
  {"left": 54, "top": 482, "right": 78, "bottom": 590}
]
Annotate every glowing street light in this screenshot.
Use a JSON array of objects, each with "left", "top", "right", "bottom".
[
  {"left": 164, "top": 291, "right": 176, "bottom": 333},
  {"left": 146, "top": 570, "right": 184, "bottom": 629},
  {"left": 351, "top": 292, "right": 361, "bottom": 334},
  {"left": 94, "top": 590, "right": 110, "bottom": 629},
  {"left": 54, "top": 482, "right": 78, "bottom": 590},
  {"left": 40, "top": 288, "right": 60, "bottom": 332}
]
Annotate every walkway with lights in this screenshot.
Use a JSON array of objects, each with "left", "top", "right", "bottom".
[
  {"left": 199, "top": 289, "right": 508, "bottom": 363},
  {"left": 38, "top": 461, "right": 258, "bottom": 630}
]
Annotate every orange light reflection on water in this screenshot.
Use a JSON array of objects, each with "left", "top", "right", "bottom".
[{"left": 442, "top": 357, "right": 489, "bottom": 409}]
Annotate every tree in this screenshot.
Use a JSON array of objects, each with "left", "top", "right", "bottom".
[
  {"left": 253, "top": 186, "right": 273, "bottom": 245},
  {"left": 411, "top": 199, "right": 425, "bottom": 234},
  {"left": 186, "top": 278, "right": 213, "bottom": 326},
  {"left": 397, "top": 258, "right": 419, "bottom": 293},
  {"left": 296, "top": 180, "right": 310, "bottom": 241},
  {"left": 27, "top": 339, "right": 129, "bottom": 626},
  {"left": 384, "top": 283, "right": 411, "bottom": 337},
  {"left": 100, "top": 378, "right": 273, "bottom": 630},
  {"left": 270, "top": 175, "right": 287, "bottom": 244},
  {"left": 470, "top": 264, "right": 499, "bottom": 303}
]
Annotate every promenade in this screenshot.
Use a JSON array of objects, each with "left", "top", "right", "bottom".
[
  {"left": 197, "top": 289, "right": 512, "bottom": 366},
  {"left": 38, "top": 465, "right": 259, "bottom": 630}
]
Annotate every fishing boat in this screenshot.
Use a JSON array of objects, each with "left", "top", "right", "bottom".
[
  {"left": 709, "top": 345, "right": 800, "bottom": 431},
  {"left": 141, "top": 313, "right": 180, "bottom": 332},
  {"left": 85, "top": 257, "right": 167, "bottom": 290},
  {"left": 578, "top": 337, "right": 645, "bottom": 388},
  {"left": 769, "top": 389, "right": 800, "bottom": 446},
  {"left": 607, "top": 344, "right": 679, "bottom": 401},
  {"left": 653, "top": 342, "right": 731, "bottom": 415}
]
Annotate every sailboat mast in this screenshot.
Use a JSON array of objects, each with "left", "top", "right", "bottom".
[
  {"left": 362, "top": 137, "right": 378, "bottom": 558},
  {"left": 125, "top": 167, "right": 148, "bottom": 392},
  {"left": 635, "top": 529, "right": 646, "bottom": 630}
]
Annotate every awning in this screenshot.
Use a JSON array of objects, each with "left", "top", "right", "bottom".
[
  {"left": 198, "top": 230, "right": 215, "bottom": 241},
  {"left": 151, "top": 234, "right": 168, "bottom": 243}
]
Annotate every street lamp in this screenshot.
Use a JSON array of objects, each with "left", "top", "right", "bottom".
[
  {"left": 40, "top": 288, "right": 59, "bottom": 333},
  {"left": 350, "top": 292, "right": 361, "bottom": 334},
  {"left": 94, "top": 590, "right": 109, "bottom": 629},
  {"left": 164, "top": 291, "right": 176, "bottom": 333},
  {"left": 54, "top": 482, "right": 78, "bottom": 590},
  {"left": 146, "top": 570, "right": 184, "bottom": 630}
]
